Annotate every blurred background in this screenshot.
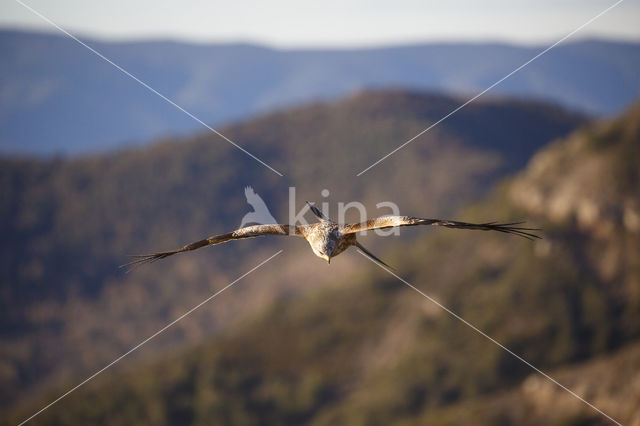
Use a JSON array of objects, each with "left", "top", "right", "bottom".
[{"left": 1, "top": 1, "right": 639, "bottom": 424}]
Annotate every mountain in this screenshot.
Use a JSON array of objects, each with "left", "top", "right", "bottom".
[
  {"left": 2, "top": 29, "right": 639, "bottom": 154},
  {"left": 0, "top": 90, "right": 585, "bottom": 412},
  {"left": 6, "top": 97, "right": 639, "bottom": 425}
]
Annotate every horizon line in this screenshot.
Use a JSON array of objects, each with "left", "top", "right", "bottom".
[{"left": 2, "top": 25, "right": 640, "bottom": 51}]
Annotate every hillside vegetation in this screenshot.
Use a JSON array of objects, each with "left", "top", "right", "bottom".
[
  {"left": 0, "top": 90, "right": 586, "bottom": 411},
  {"left": 7, "top": 98, "right": 640, "bottom": 425}
]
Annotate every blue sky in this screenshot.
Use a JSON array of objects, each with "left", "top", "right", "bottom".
[{"left": 1, "top": 0, "right": 639, "bottom": 47}]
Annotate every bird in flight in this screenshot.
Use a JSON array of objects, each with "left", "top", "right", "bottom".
[{"left": 123, "top": 203, "right": 540, "bottom": 270}]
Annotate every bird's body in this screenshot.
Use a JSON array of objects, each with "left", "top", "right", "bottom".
[
  {"left": 123, "top": 203, "right": 539, "bottom": 270},
  {"left": 299, "top": 220, "right": 356, "bottom": 263}
]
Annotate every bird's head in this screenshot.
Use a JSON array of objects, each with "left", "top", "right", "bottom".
[
  {"left": 310, "top": 247, "right": 332, "bottom": 264},
  {"left": 309, "top": 238, "right": 336, "bottom": 264}
]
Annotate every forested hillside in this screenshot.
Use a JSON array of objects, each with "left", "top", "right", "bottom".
[
  {"left": 0, "top": 90, "right": 584, "bottom": 411},
  {"left": 6, "top": 97, "right": 639, "bottom": 425}
]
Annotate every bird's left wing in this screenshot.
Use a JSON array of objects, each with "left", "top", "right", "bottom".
[
  {"left": 340, "top": 216, "right": 540, "bottom": 240},
  {"left": 122, "top": 224, "right": 301, "bottom": 270}
]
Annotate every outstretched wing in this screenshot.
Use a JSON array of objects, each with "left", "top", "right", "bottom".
[
  {"left": 340, "top": 216, "right": 540, "bottom": 240},
  {"left": 122, "top": 224, "right": 301, "bottom": 271}
]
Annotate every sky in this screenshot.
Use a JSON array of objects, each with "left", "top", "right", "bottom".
[{"left": 1, "top": 0, "right": 639, "bottom": 48}]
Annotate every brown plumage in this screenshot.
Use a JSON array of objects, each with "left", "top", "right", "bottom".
[{"left": 122, "top": 203, "right": 540, "bottom": 270}]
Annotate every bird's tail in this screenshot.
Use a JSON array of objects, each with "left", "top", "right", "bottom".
[
  {"left": 307, "top": 202, "right": 330, "bottom": 221},
  {"left": 355, "top": 242, "right": 393, "bottom": 269}
]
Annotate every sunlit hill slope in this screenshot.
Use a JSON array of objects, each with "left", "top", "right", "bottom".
[
  {"left": 8, "top": 95, "right": 640, "bottom": 425},
  {"left": 3, "top": 90, "right": 616, "bottom": 422}
]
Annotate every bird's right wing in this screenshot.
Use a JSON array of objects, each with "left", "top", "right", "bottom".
[
  {"left": 122, "top": 224, "right": 302, "bottom": 270},
  {"left": 340, "top": 216, "right": 540, "bottom": 240}
]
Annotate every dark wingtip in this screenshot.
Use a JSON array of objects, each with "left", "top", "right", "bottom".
[
  {"left": 119, "top": 252, "right": 174, "bottom": 273},
  {"left": 490, "top": 222, "right": 542, "bottom": 241}
]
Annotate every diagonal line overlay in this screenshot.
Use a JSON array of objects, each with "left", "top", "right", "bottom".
[
  {"left": 356, "top": 0, "right": 625, "bottom": 176},
  {"left": 18, "top": 250, "right": 284, "bottom": 425},
  {"left": 14, "top": 0, "right": 284, "bottom": 177},
  {"left": 357, "top": 250, "right": 622, "bottom": 425}
]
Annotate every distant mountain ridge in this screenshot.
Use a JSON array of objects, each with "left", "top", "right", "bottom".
[{"left": 1, "top": 29, "right": 639, "bottom": 154}]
